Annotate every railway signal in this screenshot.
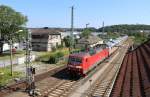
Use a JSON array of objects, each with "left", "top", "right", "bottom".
[{"left": 25, "top": 29, "right": 35, "bottom": 96}]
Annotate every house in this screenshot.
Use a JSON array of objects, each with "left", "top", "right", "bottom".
[
  {"left": 30, "top": 28, "right": 61, "bottom": 51},
  {"left": 76, "top": 35, "right": 104, "bottom": 49}
]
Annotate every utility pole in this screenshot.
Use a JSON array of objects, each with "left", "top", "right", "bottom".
[
  {"left": 102, "top": 21, "right": 106, "bottom": 39},
  {"left": 70, "top": 6, "right": 74, "bottom": 53}
]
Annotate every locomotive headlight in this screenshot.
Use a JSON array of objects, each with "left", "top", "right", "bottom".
[{"left": 76, "top": 66, "right": 82, "bottom": 68}]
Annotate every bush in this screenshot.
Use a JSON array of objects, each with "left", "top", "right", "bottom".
[
  {"left": 51, "top": 46, "right": 56, "bottom": 52},
  {"left": 57, "top": 44, "right": 64, "bottom": 49},
  {"left": 56, "top": 52, "right": 64, "bottom": 58},
  {"left": 48, "top": 55, "right": 56, "bottom": 64},
  {"left": 36, "top": 54, "right": 50, "bottom": 62},
  {"left": 48, "top": 52, "right": 64, "bottom": 64}
]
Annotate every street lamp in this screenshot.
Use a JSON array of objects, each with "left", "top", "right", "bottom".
[{"left": 86, "top": 23, "right": 90, "bottom": 28}]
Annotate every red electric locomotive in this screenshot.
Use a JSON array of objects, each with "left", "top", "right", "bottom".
[{"left": 67, "top": 44, "right": 109, "bottom": 76}]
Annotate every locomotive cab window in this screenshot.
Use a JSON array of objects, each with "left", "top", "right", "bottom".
[
  {"left": 69, "top": 57, "right": 82, "bottom": 63},
  {"left": 70, "top": 57, "right": 75, "bottom": 62},
  {"left": 76, "top": 58, "right": 82, "bottom": 63}
]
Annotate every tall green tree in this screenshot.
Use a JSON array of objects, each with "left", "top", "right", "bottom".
[
  {"left": 63, "top": 36, "right": 71, "bottom": 47},
  {"left": 0, "top": 5, "right": 27, "bottom": 54},
  {"left": 81, "top": 28, "right": 92, "bottom": 38}
]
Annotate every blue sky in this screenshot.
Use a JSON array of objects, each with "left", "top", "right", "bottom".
[{"left": 1, "top": 0, "right": 150, "bottom": 28}]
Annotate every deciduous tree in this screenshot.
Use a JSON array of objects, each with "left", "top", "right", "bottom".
[{"left": 0, "top": 5, "right": 27, "bottom": 54}]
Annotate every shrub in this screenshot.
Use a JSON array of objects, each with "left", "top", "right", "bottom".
[
  {"left": 48, "top": 55, "right": 56, "bottom": 64},
  {"left": 57, "top": 44, "right": 63, "bottom": 49},
  {"left": 56, "top": 52, "right": 64, "bottom": 58},
  {"left": 51, "top": 46, "right": 56, "bottom": 52},
  {"left": 48, "top": 52, "right": 64, "bottom": 64},
  {"left": 36, "top": 54, "right": 50, "bottom": 62}
]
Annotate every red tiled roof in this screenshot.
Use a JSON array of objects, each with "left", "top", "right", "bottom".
[{"left": 110, "top": 40, "right": 150, "bottom": 97}]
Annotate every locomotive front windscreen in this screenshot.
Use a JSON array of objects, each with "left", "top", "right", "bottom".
[{"left": 68, "top": 57, "right": 82, "bottom": 64}]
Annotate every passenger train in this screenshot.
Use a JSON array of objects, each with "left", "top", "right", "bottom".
[{"left": 67, "top": 35, "right": 128, "bottom": 76}]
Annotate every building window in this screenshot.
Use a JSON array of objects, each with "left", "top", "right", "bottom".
[{"left": 32, "top": 35, "right": 41, "bottom": 39}]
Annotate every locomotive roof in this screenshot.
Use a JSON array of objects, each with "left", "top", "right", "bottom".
[
  {"left": 69, "top": 52, "right": 90, "bottom": 58},
  {"left": 70, "top": 46, "right": 105, "bottom": 58}
]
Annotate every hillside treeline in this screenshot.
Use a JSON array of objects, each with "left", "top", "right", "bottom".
[{"left": 98, "top": 24, "right": 150, "bottom": 32}]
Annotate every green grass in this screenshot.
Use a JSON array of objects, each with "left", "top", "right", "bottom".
[{"left": 0, "top": 67, "right": 22, "bottom": 86}]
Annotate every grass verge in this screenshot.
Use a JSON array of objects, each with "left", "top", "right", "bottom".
[{"left": 0, "top": 67, "right": 22, "bottom": 86}]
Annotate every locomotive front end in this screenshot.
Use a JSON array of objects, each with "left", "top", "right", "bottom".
[{"left": 67, "top": 55, "right": 84, "bottom": 76}]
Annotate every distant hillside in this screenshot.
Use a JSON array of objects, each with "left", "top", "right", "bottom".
[
  {"left": 98, "top": 24, "right": 150, "bottom": 32},
  {"left": 29, "top": 27, "right": 85, "bottom": 32},
  {"left": 29, "top": 24, "right": 150, "bottom": 33}
]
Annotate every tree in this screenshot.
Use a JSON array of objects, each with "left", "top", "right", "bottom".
[
  {"left": 63, "top": 36, "right": 71, "bottom": 47},
  {"left": 98, "top": 24, "right": 150, "bottom": 33},
  {"left": 81, "top": 28, "right": 92, "bottom": 38},
  {"left": 0, "top": 5, "right": 27, "bottom": 54}
]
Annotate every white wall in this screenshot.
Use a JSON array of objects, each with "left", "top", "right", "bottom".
[{"left": 2, "top": 43, "right": 19, "bottom": 51}]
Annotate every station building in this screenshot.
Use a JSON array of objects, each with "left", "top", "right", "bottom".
[{"left": 76, "top": 35, "right": 104, "bottom": 49}]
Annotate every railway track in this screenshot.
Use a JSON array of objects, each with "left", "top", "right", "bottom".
[
  {"left": 43, "top": 80, "right": 76, "bottom": 97},
  {"left": 32, "top": 66, "right": 82, "bottom": 97},
  {"left": 85, "top": 43, "right": 129, "bottom": 97}
]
